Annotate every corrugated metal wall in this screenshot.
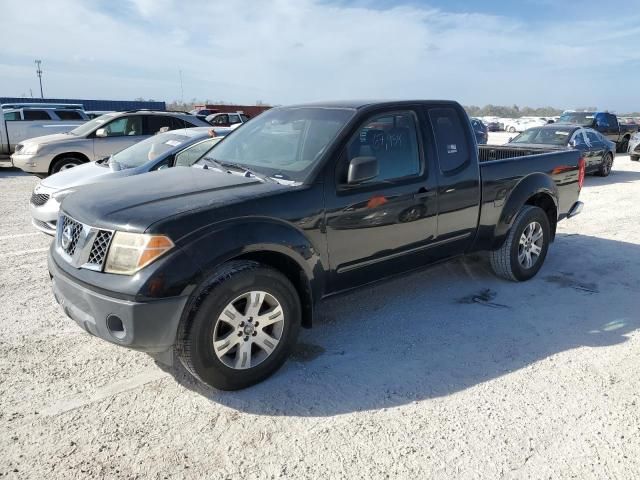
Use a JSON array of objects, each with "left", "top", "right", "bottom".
[{"left": 0, "top": 97, "right": 166, "bottom": 112}]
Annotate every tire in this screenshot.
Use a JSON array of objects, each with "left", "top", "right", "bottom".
[
  {"left": 617, "top": 137, "right": 629, "bottom": 154},
  {"left": 597, "top": 153, "right": 613, "bottom": 177},
  {"left": 51, "top": 157, "right": 82, "bottom": 174},
  {"left": 177, "top": 260, "right": 301, "bottom": 390},
  {"left": 490, "top": 205, "right": 550, "bottom": 282},
  {"left": 631, "top": 155, "right": 639, "bottom": 162},
  {"left": 509, "top": 126, "right": 516, "bottom": 133}
]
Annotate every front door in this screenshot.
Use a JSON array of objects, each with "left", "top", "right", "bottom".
[
  {"left": 324, "top": 109, "right": 439, "bottom": 292},
  {"left": 92, "top": 115, "right": 147, "bottom": 160}
]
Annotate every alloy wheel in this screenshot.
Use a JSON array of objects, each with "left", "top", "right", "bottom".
[
  {"left": 518, "top": 221, "right": 544, "bottom": 269},
  {"left": 212, "top": 291, "right": 285, "bottom": 369}
]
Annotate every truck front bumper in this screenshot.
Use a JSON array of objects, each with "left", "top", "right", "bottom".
[{"left": 49, "top": 253, "right": 188, "bottom": 354}]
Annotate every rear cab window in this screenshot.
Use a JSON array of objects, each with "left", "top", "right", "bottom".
[{"left": 428, "top": 108, "right": 471, "bottom": 174}]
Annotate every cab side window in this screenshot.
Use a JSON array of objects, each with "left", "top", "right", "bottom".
[
  {"left": 4, "top": 112, "right": 20, "bottom": 121},
  {"left": 428, "top": 108, "right": 470, "bottom": 174},
  {"left": 339, "top": 111, "right": 421, "bottom": 185},
  {"left": 23, "top": 110, "right": 52, "bottom": 121},
  {"left": 55, "top": 110, "right": 83, "bottom": 120}
]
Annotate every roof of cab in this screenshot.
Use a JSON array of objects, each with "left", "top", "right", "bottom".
[{"left": 281, "top": 100, "right": 460, "bottom": 110}]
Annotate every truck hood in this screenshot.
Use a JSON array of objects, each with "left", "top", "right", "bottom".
[
  {"left": 20, "top": 132, "right": 77, "bottom": 146},
  {"left": 61, "top": 167, "right": 286, "bottom": 233},
  {"left": 40, "top": 161, "right": 132, "bottom": 190}
]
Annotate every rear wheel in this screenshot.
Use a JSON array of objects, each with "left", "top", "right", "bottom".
[
  {"left": 177, "top": 260, "right": 301, "bottom": 390},
  {"left": 617, "top": 137, "right": 629, "bottom": 154},
  {"left": 490, "top": 206, "right": 550, "bottom": 282},
  {"left": 597, "top": 153, "right": 613, "bottom": 177},
  {"left": 51, "top": 157, "right": 82, "bottom": 174}
]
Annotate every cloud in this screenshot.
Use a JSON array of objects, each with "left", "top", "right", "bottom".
[{"left": 1, "top": 0, "right": 640, "bottom": 110}]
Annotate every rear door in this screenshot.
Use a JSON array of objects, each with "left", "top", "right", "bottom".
[
  {"left": 324, "top": 108, "right": 439, "bottom": 291},
  {"left": 425, "top": 106, "right": 481, "bottom": 253}
]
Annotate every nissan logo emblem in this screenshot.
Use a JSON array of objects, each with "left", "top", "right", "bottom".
[{"left": 61, "top": 225, "right": 73, "bottom": 250}]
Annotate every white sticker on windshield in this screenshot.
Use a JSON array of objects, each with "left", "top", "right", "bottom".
[
  {"left": 585, "top": 116, "right": 594, "bottom": 119},
  {"left": 555, "top": 131, "right": 569, "bottom": 135},
  {"left": 165, "top": 140, "right": 182, "bottom": 147}
]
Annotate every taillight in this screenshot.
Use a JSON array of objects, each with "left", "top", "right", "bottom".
[{"left": 578, "top": 157, "right": 586, "bottom": 190}]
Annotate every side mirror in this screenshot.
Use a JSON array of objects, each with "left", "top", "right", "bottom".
[
  {"left": 347, "top": 156, "right": 378, "bottom": 184},
  {"left": 508, "top": 137, "right": 513, "bottom": 142},
  {"left": 157, "top": 163, "right": 169, "bottom": 170},
  {"left": 568, "top": 139, "right": 577, "bottom": 148},
  {"left": 95, "top": 128, "right": 107, "bottom": 138}
]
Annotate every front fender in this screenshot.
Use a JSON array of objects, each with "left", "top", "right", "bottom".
[
  {"left": 493, "top": 172, "right": 558, "bottom": 245},
  {"left": 179, "top": 217, "right": 325, "bottom": 303}
]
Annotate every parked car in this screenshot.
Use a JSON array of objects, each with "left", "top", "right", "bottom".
[
  {"left": 189, "top": 109, "right": 217, "bottom": 121},
  {"left": 48, "top": 100, "right": 584, "bottom": 390},
  {"left": 30, "top": 127, "right": 225, "bottom": 235},
  {"left": 205, "top": 112, "right": 250, "bottom": 128},
  {"left": 11, "top": 110, "right": 209, "bottom": 176},
  {"left": 627, "top": 131, "right": 640, "bottom": 161},
  {"left": 557, "top": 111, "right": 638, "bottom": 153},
  {"left": 508, "top": 125, "right": 615, "bottom": 176},
  {"left": 1, "top": 104, "right": 89, "bottom": 164},
  {"left": 486, "top": 121, "right": 502, "bottom": 132},
  {"left": 471, "top": 117, "right": 488, "bottom": 144}
]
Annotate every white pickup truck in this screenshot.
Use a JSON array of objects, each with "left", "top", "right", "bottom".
[{"left": 0, "top": 104, "right": 89, "bottom": 165}]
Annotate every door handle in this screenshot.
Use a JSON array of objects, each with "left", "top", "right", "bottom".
[{"left": 414, "top": 188, "right": 435, "bottom": 200}]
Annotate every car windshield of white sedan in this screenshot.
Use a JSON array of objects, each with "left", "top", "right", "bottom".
[
  {"left": 511, "top": 128, "right": 572, "bottom": 146},
  {"left": 67, "top": 113, "right": 118, "bottom": 137},
  {"left": 110, "top": 132, "right": 191, "bottom": 169},
  {"left": 199, "top": 107, "right": 355, "bottom": 181}
]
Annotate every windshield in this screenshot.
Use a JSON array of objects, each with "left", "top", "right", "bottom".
[
  {"left": 110, "top": 132, "right": 194, "bottom": 169},
  {"left": 558, "top": 112, "right": 594, "bottom": 126},
  {"left": 202, "top": 107, "right": 355, "bottom": 181},
  {"left": 68, "top": 113, "right": 118, "bottom": 136},
  {"left": 511, "top": 128, "right": 573, "bottom": 146}
]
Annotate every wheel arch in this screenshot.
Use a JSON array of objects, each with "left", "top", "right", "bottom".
[
  {"left": 491, "top": 173, "right": 558, "bottom": 250},
  {"left": 178, "top": 219, "right": 324, "bottom": 328},
  {"left": 48, "top": 151, "right": 90, "bottom": 175}
]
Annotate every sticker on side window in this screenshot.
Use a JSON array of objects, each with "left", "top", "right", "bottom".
[{"left": 447, "top": 144, "right": 458, "bottom": 154}]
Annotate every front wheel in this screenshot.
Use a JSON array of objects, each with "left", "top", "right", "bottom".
[
  {"left": 51, "top": 157, "right": 82, "bottom": 174},
  {"left": 597, "top": 153, "right": 613, "bottom": 177},
  {"left": 490, "top": 206, "right": 550, "bottom": 282},
  {"left": 177, "top": 260, "right": 301, "bottom": 390}
]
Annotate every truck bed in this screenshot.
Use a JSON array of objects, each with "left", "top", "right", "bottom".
[{"left": 474, "top": 144, "right": 582, "bottom": 251}]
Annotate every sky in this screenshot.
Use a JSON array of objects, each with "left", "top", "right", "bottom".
[{"left": 1, "top": 0, "right": 640, "bottom": 111}]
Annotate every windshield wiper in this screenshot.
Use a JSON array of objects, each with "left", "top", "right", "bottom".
[{"left": 203, "top": 158, "right": 274, "bottom": 183}]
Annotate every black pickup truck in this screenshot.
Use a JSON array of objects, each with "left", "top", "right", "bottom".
[
  {"left": 49, "top": 101, "right": 585, "bottom": 390},
  {"left": 557, "top": 111, "right": 638, "bottom": 153}
]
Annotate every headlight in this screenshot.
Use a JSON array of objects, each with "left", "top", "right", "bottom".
[
  {"left": 52, "top": 188, "right": 76, "bottom": 202},
  {"left": 20, "top": 144, "right": 40, "bottom": 155},
  {"left": 104, "top": 232, "right": 174, "bottom": 275}
]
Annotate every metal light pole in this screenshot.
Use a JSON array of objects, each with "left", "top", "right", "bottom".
[{"left": 35, "top": 60, "right": 44, "bottom": 98}]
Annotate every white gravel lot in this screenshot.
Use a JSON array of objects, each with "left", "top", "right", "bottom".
[{"left": 1, "top": 133, "right": 639, "bottom": 479}]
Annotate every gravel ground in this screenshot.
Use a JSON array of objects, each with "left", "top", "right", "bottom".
[{"left": 1, "top": 134, "right": 639, "bottom": 479}]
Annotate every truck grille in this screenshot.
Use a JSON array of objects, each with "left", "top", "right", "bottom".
[
  {"left": 57, "top": 213, "right": 114, "bottom": 271},
  {"left": 60, "top": 215, "right": 83, "bottom": 256},
  {"left": 87, "top": 230, "right": 113, "bottom": 268},
  {"left": 30, "top": 193, "right": 50, "bottom": 206}
]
